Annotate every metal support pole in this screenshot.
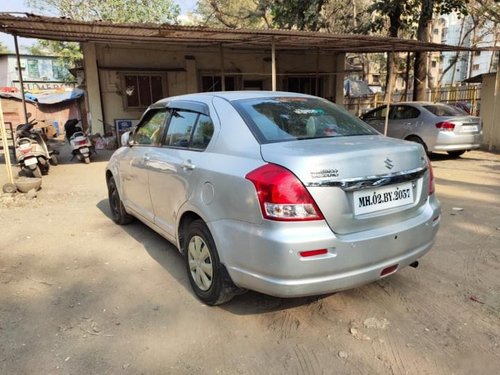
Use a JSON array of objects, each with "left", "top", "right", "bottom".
[
  {"left": 271, "top": 38, "right": 276, "bottom": 91},
  {"left": 14, "top": 35, "right": 28, "bottom": 124},
  {"left": 220, "top": 44, "right": 225, "bottom": 91},
  {"left": 0, "top": 100, "right": 15, "bottom": 186}
]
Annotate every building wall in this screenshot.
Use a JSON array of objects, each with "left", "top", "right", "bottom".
[
  {"left": 0, "top": 57, "right": 9, "bottom": 87},
  {"left": 85, "top": 42, "right": 344, "bottom": 134},
  {"left": 481, "top": 73, "right": 500, "bottom": 150},
  {"left": 0, "top": 54, "right": 75, "bottom": 90}
]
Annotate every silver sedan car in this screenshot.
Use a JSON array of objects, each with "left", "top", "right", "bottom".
[
  {"left": 361, "top": 102, "right": 482, "bottom": 157},
  {"left": 106, "top": 92, "right": 441, "bottom": 305}
]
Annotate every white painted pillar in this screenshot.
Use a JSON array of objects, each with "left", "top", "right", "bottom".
[
  {"left": 489, "top": 60, "right": 500, "bottom": 151},
  {"left": 82, "top": 42, "right": 104, "bottom": 134}
]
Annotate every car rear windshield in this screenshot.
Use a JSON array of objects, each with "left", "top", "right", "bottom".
[
  {"left": 233, "top": 97, "right": 378, "bottom": 143},
  {"left": 423, "top": 104, "right": 466, "bottom": 117}
]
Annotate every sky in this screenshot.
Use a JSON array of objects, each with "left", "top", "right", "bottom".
[{"left": 0, "top": 0, "right": 198, "bottom": 52}]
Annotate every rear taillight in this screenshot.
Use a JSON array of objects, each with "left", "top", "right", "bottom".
[
  {"left": 76, "top": 140, "right": 87, "bottom": 146},
  {"left": 435, "top": 121, "right": 455, "bottom": 131},
  {"left": 428, "top": 159, "right": 435, "bottom": 195},
  {"left": 245, "top": 164, "right": 324, "bottom": 221}
]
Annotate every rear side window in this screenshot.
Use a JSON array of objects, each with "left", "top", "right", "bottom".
[
  {"left": 163, "top": 110, "right": 215, "bottom": 150},
  {"left": 363, "top": 107, "right": 387, "bottom": 121},
  {"left": 424, "top": 104, "right": 464, "bottom": 117},
  {"left": 391, "top": 105, "right": 420, "bottom": 120},
  {"left": 164, "top": 110, "right": 198, "bottom": 147},
  {"left": 191, "top": 114, "right": 214, "bottom": 150},
  {"left": 233, "top": 97, "right": 377, "bottom": 143}
]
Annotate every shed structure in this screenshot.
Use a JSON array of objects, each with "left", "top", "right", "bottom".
[{"left": 0, "top": 13, "right": 491, "bottom": 137}]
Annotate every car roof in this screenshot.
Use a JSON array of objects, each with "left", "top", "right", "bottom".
[{"left": 153, "top": 91, "right": 315, "bottom": 107}]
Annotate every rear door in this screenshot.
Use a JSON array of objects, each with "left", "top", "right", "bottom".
[
  {"left": 148, "top": 106, "right": 215, "bottom": 239},
  {"left": 389, "top": 105, "right": 421, "bottom": 139}
]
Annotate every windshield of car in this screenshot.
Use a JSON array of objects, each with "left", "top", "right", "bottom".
[
  {"left": 233, "top": 97, "right": 378, "bottom": 143},
  {"left": 423, "top": 104, "right": 466, "bottom": 117}
]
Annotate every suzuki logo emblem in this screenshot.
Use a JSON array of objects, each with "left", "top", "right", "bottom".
[{"left": 384, "top": 158, "right": 394, "bottom": 170}]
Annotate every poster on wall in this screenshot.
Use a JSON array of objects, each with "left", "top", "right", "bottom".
[{"left": 115, "top": 119, "right": 139, "bottom": 146}]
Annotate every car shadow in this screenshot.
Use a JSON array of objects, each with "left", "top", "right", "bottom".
[{"left": 96, "top": 198, "right": 330, "bottom": 314}]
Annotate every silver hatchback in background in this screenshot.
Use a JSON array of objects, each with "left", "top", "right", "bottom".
[
  {"left": 106, "top": 92, "right": 441, "bottom": 305},
  {"left": 361, "top": 102, "right": 482, "bottom": 158}
]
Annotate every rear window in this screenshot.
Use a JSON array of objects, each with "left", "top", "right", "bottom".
[
  {"left": 423, "top": 104, "right": 465, "bottom": 117},
  {"left": 233, "top": 97, "right": 378, "bottom": 143}
]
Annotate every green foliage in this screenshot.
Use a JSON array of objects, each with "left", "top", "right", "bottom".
[
  {"left": 195, "top": 0, "right": 273, "bottom": 28},
  {"left": 25, "top": 0, "right": 180, "bottom": 23},
  {"left": 270, "top": 0, "right": 327, "bottom": 31},
  {"left": 362, "top": 0, "right": 468, "bottom": 38},
  {"left": 24, "top": 0, "right": 181, "bottom": 67}
]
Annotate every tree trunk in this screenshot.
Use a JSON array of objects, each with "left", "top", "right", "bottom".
[
  {"left": 413, "top": 0, "right": 434, "bottom": 101},
  {"left": 403, "top": 52, "right": 411, "bottom": 101},
  {"left": 385, "top": 4, "right": 403, "bottom": 101}
]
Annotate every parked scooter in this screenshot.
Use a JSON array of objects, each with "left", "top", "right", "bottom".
[
  {"left": 15, "top": 118, "right": 59, "bottom": 178},
  {"left": 64, "top": 119, "right": 93, "bottom": 164}
]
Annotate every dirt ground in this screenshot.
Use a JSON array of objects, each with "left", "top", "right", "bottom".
[{"left": 0, "top": 144, "right": 499, "bottom": 375}]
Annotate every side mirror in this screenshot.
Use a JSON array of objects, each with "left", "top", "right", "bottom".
[{"left": 121, "top": 131, "right": 132, "bottom": 147}]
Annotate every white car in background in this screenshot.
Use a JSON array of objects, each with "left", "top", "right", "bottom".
[{"left": 361, "top": 102, "right": 482, "bottom": 157}]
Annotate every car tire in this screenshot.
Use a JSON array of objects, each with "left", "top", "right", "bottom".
[
  {"left": 447, "top": 150, "right": 465, "bottom": 158},
  {"left": 406, "top": 136, "right": 429, "bottom": 155},
  {"left": 107, "top": 176, "right": 134, "bottom": 225},
  {"left": 184, "top": 220, "right": 237, "bottom": 305}
]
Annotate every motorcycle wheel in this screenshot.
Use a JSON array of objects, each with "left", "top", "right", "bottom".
[
  {"left": 84, "top": 157, "right": 90, "bottom": 164},
  {"left": 31, "top": 166, "right": 42, "bottom": 178},
  {"left": 49, "top": 155, "right": 59, "bottom": 166}
]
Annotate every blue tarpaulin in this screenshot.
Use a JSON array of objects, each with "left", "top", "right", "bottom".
[
  {"left": 28, "top": 88, "right": 85, "bottom": 105},
  {"left": 1, "top": 88, "right": 84, "bottom": 105}
]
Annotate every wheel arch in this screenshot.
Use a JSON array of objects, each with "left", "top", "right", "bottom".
[
  {"left": 177, "top": 211, "right": 205, "bottom": 254},
  {"left": 405, "top": 134, "right": 429, "bottom": 153}
]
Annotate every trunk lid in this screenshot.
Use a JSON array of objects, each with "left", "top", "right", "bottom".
[
  {"left": 260, "top": 135, "right": 430, "bottom": 234},
  {"left": 438, "top": 115, "right": 482, "bottom": 135}
]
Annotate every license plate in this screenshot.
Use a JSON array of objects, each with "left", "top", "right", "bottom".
[
  {"left": 80, "top": 147, "right": 89, "bottom": 154},
  {"left": 24, "top": 157, "right": 37, "bottom": 166},
  {"left": 461, "top": 125, "right": 478, "bottom": 132},
  {"left": 353, "top": 182, "right": 414, "bottom": 215}
]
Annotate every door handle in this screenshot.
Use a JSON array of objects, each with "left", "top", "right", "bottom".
[{"left": 182, "top": 160, "right": 195, "bottom": 171}]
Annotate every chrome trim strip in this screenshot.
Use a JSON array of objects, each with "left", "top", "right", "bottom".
[{"left": 306, "top": 166, "right": 427, "bottom": 191}]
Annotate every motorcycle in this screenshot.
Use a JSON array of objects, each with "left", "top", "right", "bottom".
[
  {"left": 64, "top": 119, "right": 94, "bottom": 164},
  {"left": 15, "top": 118, "right": 59, "bottom": 178}
]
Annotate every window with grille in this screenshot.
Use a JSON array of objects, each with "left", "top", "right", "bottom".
[{"left": 123, "top": 74, "right": 164, "bottom": 109}]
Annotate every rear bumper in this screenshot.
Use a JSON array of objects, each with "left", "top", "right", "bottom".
[
  {"left": 209, "top": 196, "right": 441, "bottom": 298},
  {"left": 432, "top": 132, "right": 482, "bottom": 152}
]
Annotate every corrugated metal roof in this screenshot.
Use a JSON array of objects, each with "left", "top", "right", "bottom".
[{"left": 0, "top": 13, "right": 480, "bottom": 53}]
